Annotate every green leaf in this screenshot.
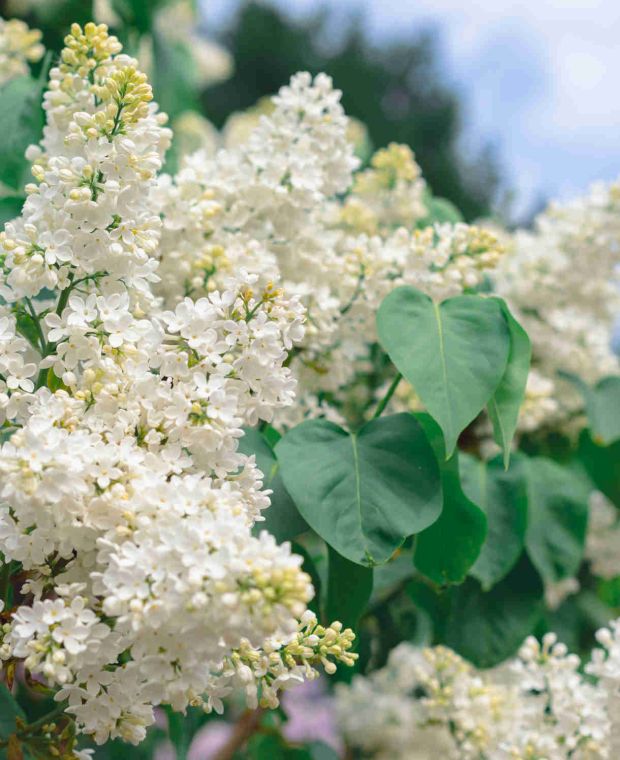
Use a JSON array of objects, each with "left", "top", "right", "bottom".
[
  {"left": 152, "top": 32, "right": 200, "bottom": 120},
  {"left": 0, "top": 75, "right": 45, "bottom": 191},
  {"left": 578, "top": 431, "right": 620, "bottom": 508},
  {"left": 111, "top": 0, "right": 172, "bottom": 33},
  {"left": 371, "top": 551, "right": 415, "bottom": 603},
  {"left": 248, "top": 734, "right": 286, "bottom": 760},
  {"left": 377, "top": 286, "right": 510, "bottom": 456},
  {"left": 418, "top": 192, "right": 463, "bottom": 225},
  {"left": 406, "top": 578, "right": 454, "bottom": 640},
  {"left": 164, "top": 706, "right": 189, "bottom": 760},
  {"left": 486, "top": 299, "right": 531, "bottom": 467},
  {"left": 0, "top": 197, "right": 25, "bottom": 226},
  {"left": 238, "top": 428, "right": 308, "bottom": 543},
  {"left": 308, "top": 743, "right": 340, "bottom": 760},
  {"left": 460, "top": 454, "right": 528, "bottom": 590},
  {"left": 413, "top": 414, "right": 487, "bottom": 584},
  {"left": 524, "top": 457, "right": 589, "bottom": 583},
  {"left": 276, "top": 413, "right": 442, "bottom": 566},
  {"left": 292, "top": 541, "right": 322, "bottom": 617},
  {"left": 0, "top": 684, "right": 25, "bottom": 739},
  {"left": 562, "top": 373, "right": 620, "bottom": 446},
  {"left": 445, "top": 555, "right": 544, "bottom": 667},
  {"left": 325, "top": 545, "right": 373, "bottom": 629}
]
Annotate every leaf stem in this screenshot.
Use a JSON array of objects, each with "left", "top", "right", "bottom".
[
  {"left": 55, "top": 271, "right": 75, "bottom": 316},
  {"left": 19, "top": 701, "right": 68, "bottom": 736},
  {"left": 212, "top": 708, "right": 264, "bottom": 760},
  {"left": 23, "top": 298, "right": 46, "bottom": 354},
  {"left": 372, "top": 372, "right": 402, "bottom": 419}
]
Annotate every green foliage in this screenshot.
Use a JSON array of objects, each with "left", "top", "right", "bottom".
[
  {"left": 444, "top": 555, "right": 544, "bottom": 667},
  {"left": 325, "top": 545, "right": 373, "bottom": 630},
  {"left": 486, "top": 299, "right": 531, "bottom": 467},
  {"left": 0, "top": 74, "right": 45, "bottom": 191},
  {"left": 276, "top": 414, "right": 442, "bottom": 566},
  {"left": 523, "top": 457, "right": 589, "bottom": 584},
  {"left": 0, "top": 685, "right": 25, "bottom": 737},
  {"left": 292, "top": 541, "right": 323, "bottom": 618},
  {"left": 412, "top": 414, "right": 487, "bottom": 585},
  {"left": 111, "top": 0, "right": 173, "bottom": 34},
  {"left": 461, "top": 454, "right": 528, "bottom": 590},
  {"left": 563, "top": 373, "right": 620, "bottom": 446},
  {"left": 0, "top": 197, "right": 25, "bottom": 226},
  {"left": 418, "top": 193, "right": 463, "bottom": 226},
  {"left": 238, "top": 428, "right": 308, "bottom": 543},
  {"left": 377, "top": 286, "right": 511, "bottom": 456},
  {"left": 164, "top": 706, "right": 189, "bottom": 760},
  {"left": 579, "top": 431, "right": 620, "bottom": 508},
  {"left": 247, "top": 733, "right": 334, "bottom": 760},
  {"left": 152, "top": 31, "right": 200, "bottom": 120}
]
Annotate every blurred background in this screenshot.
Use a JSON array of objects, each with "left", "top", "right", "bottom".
[
  {"left": 3, "top": 0, "right": 619, "bottom": 225},
  {"left": 204, "top": 0, "right": 620, "bottom": 224}
]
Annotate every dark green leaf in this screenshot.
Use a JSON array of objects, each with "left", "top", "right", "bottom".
[
  {"left": 239, "top": 428, "right": 308, "bottom": 543},
  {"left": 163, "top": 706, "right": 189, "bottom": 760},
  {"left": 562, "top": 373, "right": 620, "bottom": 446},
  {"left": 0, "top": 76, "right": 45, "bottom": 191},
  {"left": 292, "top": 541, "right": 322, "bottom": 617},
  {"left": 0, "top": 197, "right": 25, "bottom": 227},
  {"left": 0, "top": 684, "right": 25, "bottom": 739},
  {"left": 524, "top": 457, "right": 589, "bottom": 583},
  {"left": 460, "top": 454, "right": 528, "bottom": 589},
  {"left": 406, "top": 578, "right": 454, "bottom": 641},
  {"left": 445, "top": 555, "right": 544, "bottom": 667},
  {"left": 371, "top": 550, "right": 415, "bottom": 603},
  {"left": 413, "top": 414, "right": 487, "bottom": 584},
  {"left": 276, "top": 413, "right": 442, "bottom": 566},
  {"left": 578, "top": 431, "right": 620, "bottom": 508},
  {"left": 486, "top": 299, "right": 531, "bottom": 467},
  {"left": 111, "top": 0, "right": 172, "bottom": 33},
  {"left": 325, "top": 545, "right": 373, "bottom": 629},
  {"left": 377, "top": 286, "right": 510, "bottom": 456}
]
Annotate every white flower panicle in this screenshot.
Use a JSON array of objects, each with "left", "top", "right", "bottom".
[
  {"left": 336, "top": 625, "right": 620, "bottom": 760},
  {"left": 0, "top": 23, "right": 355, "bottom": 749},
  {"left": 0, "top": 16, "right": 44, "bottom": 85},
  {"left": 155, "top": 81, "right": 505, "bottom": 426},
  {"left": 494, "top": 181, "right": 620, "bottom": 432}
]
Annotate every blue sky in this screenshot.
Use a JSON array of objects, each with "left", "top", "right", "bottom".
[{"left": 204, "top": 0, "right": 620, "bottom": 215}]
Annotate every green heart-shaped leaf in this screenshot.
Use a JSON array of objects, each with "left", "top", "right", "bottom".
[
  {"left": 413, "top": 414, "right": 487, "bottom": 584},
  {"left": 562, "top": 372, "right": 620, "bottom": 446},
  {"left": 276, "top": 413, "right": 442, "bottom": 566},
  {"left": 444, "top": 554, "right": 544, "bottom": 668},
  {"left": 325, "top": 545, "right": 373, "bottom": 630},
  {"left": 377, "top": 286, "right": 510, "bottom": 456},
  {"left": 524, "top": 456, "right": 589, "bottom": 583},
  {"left": 239, "top": 427, "right": 308, "bottom": 543},
  {"left": 460, "top": 453, "right": 528, "bottom": 590},
  {"left": 487, "top": 299, "right": 531, "bottom": 467}
]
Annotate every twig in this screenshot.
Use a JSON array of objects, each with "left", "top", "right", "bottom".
[{"left": 211, "top": 708, "right": 264, "bottom": 760}]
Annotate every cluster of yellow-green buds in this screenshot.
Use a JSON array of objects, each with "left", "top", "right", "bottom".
[{"left": 60, "top": 22, "right": 122, "bottom": 77}]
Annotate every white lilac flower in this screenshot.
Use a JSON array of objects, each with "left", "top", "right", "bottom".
[
  {"left": 336, "top": 628, "right": 620, "bottom": 759},
  {"left": 0, "top": 23, "right": 356, "bottom": 747},
  {"left": 494, "top": 182, "right": 620, "bottom": 432},
  {"left": 0, "top": 16, "right": 44, "bottom": 85}
]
